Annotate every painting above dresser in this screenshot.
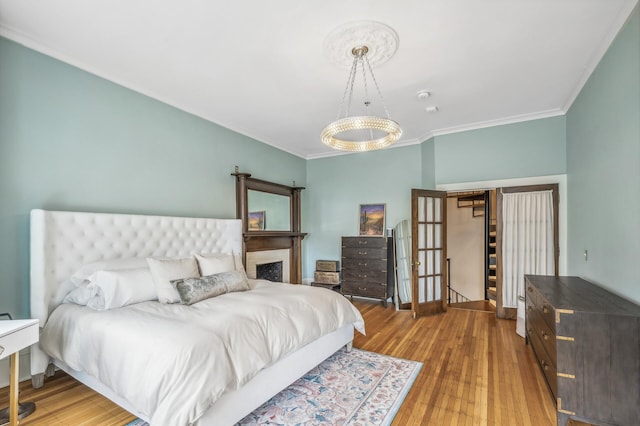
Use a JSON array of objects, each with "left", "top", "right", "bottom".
[
  {"left": 524, "top": 275, "right": 640, "bottom": 426},
  {"left": 341, "top": 236, "right": 394, "bottom": 308}
]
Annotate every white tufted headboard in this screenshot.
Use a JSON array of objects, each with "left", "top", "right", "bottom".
[{"left": 29, "top": 209, "right": 242, "bottom": 376}]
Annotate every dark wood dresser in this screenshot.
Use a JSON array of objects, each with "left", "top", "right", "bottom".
[
  {"left": 525, "top": 275, "right": 640, "bottom": 426},
  {"left": 341, "top": 236, "right": 394, "bottom": 307}
]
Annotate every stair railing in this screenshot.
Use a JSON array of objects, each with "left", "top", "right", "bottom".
[{"left": 447, "top": 258, "right": 471, "bottom": 304}]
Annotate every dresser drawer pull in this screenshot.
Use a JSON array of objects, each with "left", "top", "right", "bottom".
[
  {"left": 358, "top": 240, "right": 368, "bottom": 245},
  {"left": 542, "top": 331, "right": 550, "bottom": 341},
  {"left": 527, "top": 286, "right": 532, "bottom": 292},
  {"left": 542, "top": 305, "right": 549, "bottom": 314},
  {"left": 359, "top": 274, "right": 368, "bottom": 278},
  {"left": 528, "top": 305, "right": 532, "bottom": 311},
  {"left": 0, "top": 345, "right": 3, "bottom": 356},
  {"left": 358, "top": 287, "right": 367, "bottom": 291},
  {"left": 358, "top": 262, "right": 368, "bottom": 267},
  {"left": 358, "top": 251, "right": 367, "bottom": 255},
  {"left": 541, "top": 361, "right": 549, "bottom": 371}
]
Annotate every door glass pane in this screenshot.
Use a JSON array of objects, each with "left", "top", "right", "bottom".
[
  {"left": 427, "top": 224, "right": 433, "bottom": 249},
  {"left": 434, "top": 224, "right": 442, "bottom": 249},
  {"left": 419, "top": 277, "right": 426, "bottom": 303},
  {"left": 418, "top": 224, "right": 425, "bottom": 248},
  {"left": 435, "top": 276, "right": 441, "bottom": 300},
  {"left": 435, "top": 250, "right": 441, "bottom": 274},
  {"left": 418, "top": 197, "right": 425, "bottom": 221},
  {"left": 427, "top": 277, "right": 434, "bottom": 302},
  {"left": 427, "top": 250, "right": 434, "bottom": 275},
  {"left": 419, "top": 250, "right": 425, "bottom": 275},
  {"left": 435, "top": 197, "right": 442, "bottom": 222},
  {"left": 426, "top": 197, "right": 433, "bottom": 222}
]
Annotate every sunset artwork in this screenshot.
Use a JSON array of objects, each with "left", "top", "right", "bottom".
[
  {"left": 248, "top": 211, "right": 265, "bottom": 231},
  {"left": 359, "top": 204, "right": 386, "bottom": 236}
]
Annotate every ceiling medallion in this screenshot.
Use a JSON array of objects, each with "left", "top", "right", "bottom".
[
  {"left": 321, "top": 23, "right": 402, "bottom": 153},
  {"left": 323, "top": 21, "right": 399, "bottom": 69}
]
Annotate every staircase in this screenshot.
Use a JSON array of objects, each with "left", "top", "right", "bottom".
[
  {"left": 449, "top": 190, "right": 498, "bottom": 305},
  {"left": 453, "top": 191, "right": 486, "bottom": 217},
  {"left": 487, "top": 217, "right": 497, "bottom": 302}
]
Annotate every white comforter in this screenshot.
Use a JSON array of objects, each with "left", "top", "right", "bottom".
[{"left": 40, "top": 280, "right": 365, "bottom": 425}]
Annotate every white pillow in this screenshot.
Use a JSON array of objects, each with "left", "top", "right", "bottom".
[
  {"left": 194, "top": 253, "right": 236, "bottom": 276},
  {"left": 89, "top": 268, "right": 157, "bottom": 310},
  {"left": 70, "top": 257, "right": 148, "bottom": 286},
  {"left": 147, "top": 257, "right": 200, "bottom": 303},
  {"left": 63, "top": 282, "right": 98, "bottom": 306},
  {"left": 233, "top": 253, "right": 245, "bottom": 272},
  {"left": 63, "top": 268, "right": 157, "bottom": 310}
]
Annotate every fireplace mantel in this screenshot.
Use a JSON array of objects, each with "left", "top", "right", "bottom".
[{"left": 232, "top": 169, "right": 306, "bottom": 283}]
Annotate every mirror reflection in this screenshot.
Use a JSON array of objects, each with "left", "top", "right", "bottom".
[
  {"left": 247, "top": 190, "right": 291, "bottom": 231},
  {"left": 395, "top": 219, "right": 412, "bottom": 308}
]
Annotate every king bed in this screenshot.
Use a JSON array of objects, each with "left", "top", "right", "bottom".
[{"left": 29, "top": 209, "right": 365, "bottom": 425}]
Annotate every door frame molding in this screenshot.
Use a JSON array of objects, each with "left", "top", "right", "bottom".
[{"left": 436, "top": 174, "right": 567, "bottom": 275}]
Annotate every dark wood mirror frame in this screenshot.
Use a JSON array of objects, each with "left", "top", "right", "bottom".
[{"left": 231, "top": 170, "right": 306, "bottom": 284}]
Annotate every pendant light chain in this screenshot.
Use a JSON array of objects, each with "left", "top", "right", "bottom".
[
  {"left": 321, "top": 43, "right": 402, "bottom": 152},
  {"left": 337, "top": 55, "right": 359, "bottom": 120},
  {"left": 364, "top": 53, "right": 391, "bottom": 119}
]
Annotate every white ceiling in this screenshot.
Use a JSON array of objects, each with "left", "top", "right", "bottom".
[{"left": 0, "top": 1, "right": 637, "bottom": 159}]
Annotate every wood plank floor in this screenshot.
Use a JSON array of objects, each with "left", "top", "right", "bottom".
[{"left": 1, "top": 299, "right": 557, "bottom": 425}]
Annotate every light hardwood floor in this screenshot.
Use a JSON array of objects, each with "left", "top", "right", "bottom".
[{"left": 1, "top": 299, "right": 557, "bottom": 425}]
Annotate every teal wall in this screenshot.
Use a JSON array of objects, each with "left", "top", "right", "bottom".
[
  {"left": 421, "top": 138, "right": 436, "bottom": 188},
  {"left": 304, "top": 145, "right": 422, "bottom": 277},
  {"left": 302, "top": 114, "right": 566, "bottom": 281},
  {"left": 3, "top": 3, "right": 639, "bottom": 314},
  {"left": 0, "top": 37, "right": 306, "bottom": 318},
  {"left": 566, "top": 7, "right": 640, "bottom": 303},
  {"left": 433, "top": 116, "right": 566, "bottom": 185}
]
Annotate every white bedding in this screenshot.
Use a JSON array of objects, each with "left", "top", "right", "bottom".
[{"left": 40, "top": 280, "right": 365, "bottom": 425}]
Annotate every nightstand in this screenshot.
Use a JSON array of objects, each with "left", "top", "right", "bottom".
[{"left": 0, "top": 319, "right": 38, "bottom": 426}]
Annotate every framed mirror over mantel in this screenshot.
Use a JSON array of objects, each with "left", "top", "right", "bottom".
[{"left": 231, "top": 168, "right": 306, "bottom": 284}]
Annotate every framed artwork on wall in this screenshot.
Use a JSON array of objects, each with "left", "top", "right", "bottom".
[
  {"left": 359, "top": 204, "right": 386, "bottom": 236},
  {"left": 248, "top": 211, "right": 265, "bottom": 231}
]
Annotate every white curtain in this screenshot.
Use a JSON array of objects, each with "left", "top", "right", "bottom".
[{"left": 502, "top": 190, "right": 555, "bottom": 309}]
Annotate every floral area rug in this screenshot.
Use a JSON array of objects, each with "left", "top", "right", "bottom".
[{"left": 126, "top": 348, "right": 422, "bottom": 426}]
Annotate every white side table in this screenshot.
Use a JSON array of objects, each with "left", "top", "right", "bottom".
[{"left": 0, "top": 320, "right": 38, "bottom": 426}]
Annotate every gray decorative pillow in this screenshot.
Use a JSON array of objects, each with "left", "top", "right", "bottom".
[{"left": 171, "top": 270, "right": 250, "bottom": 305}]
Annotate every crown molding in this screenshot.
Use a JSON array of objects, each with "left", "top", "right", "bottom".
[
  {"left": 304, "top": 137, "right": 424, "bottom": 160},
  {"left": 430, "top": 109, "right": 566, "bottom": 137}
]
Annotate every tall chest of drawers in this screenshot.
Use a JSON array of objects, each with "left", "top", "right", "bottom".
[
  {"left": 525, "top": 275, "right": 640, "bottom": 426},
  {"left": 341, "top": 236, "right": 393, "bottom": 307}
]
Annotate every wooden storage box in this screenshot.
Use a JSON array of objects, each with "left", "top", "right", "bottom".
[
  {"left": 314, "top": 271, "right": 340, "bottom": 284},
  {"left": 316, "top": 260, "right": 340, "bottom": 272}
]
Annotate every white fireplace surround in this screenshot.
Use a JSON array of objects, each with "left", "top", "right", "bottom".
[{"left": 246, "top": 249, "right": 291, "bottom": 283}]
